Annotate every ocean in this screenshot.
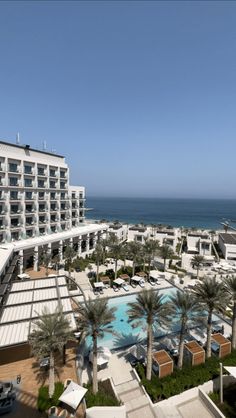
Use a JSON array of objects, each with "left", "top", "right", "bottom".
[{"left": 85, "top": 197, "right": 236, "bottom": 230}]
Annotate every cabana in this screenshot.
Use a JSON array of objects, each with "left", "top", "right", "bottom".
[
  {"left": 211, "top": 333, "right": 231, "bottom": 358},
  {"left": 184, "top": 341, "right": 205, "bottom": 366},
  {"left": 93, "top": 282, "right": 105, "bottom": 289},
  {"left": 136, "top": 271, "right": 147, "bottom": 279},
  {"left": 119, "top": 274, "right": 130, "bottom": 282},
  {"left": 113, "top": 278, "right": 124, "bottom": 287},
  {"left": 100, "top": 276, "right": 111, "bottom": 288},
  {"left": 152, "top": 350, "right": 173, "bottom": 378}
]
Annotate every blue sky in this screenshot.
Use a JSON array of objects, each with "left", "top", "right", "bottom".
[{"left": 0, "top": 1, "right": 236, "bottom": 198}]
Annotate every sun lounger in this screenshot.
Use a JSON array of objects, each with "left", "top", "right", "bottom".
[
  {"left": 122, "top": 284, "right": 129, "bottom": 292},
  {"left": 149, "top": 280, "right": 156, "bottom": 286},
  {"left": 139, "top": 280, "right": 145, "bottom": 288},
  {"left": 131, "top": 282, "right": 137, "bottom": 288},
  {"left": 99, "top": 288, "right": 104, "bottom": 294},
  {"left": 113, "top": 286, "right": 119, "bottom": 292}
]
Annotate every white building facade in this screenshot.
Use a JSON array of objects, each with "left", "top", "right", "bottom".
[{"left": 0, "top": 140, "right": 107, "bottom": 280}]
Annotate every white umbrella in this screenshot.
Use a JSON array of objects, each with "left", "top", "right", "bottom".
[
  {"left": 59, "top": 381, "right": 87, "bottom": 410},
  {"left": 94, "top": 282, "right": 105, "bottom": 288},
  {"left": 224, "top": 366, "right": 236, "bottom": 379},
  {"left": 131, "top": 276, "right": 141, "bottom": 282},
  {"left": 113, "top": 278, "right": 124, "bottom": 286}
]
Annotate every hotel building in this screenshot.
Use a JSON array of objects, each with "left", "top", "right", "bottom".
[{"left": 0, "top": 139, "right": 107, "bottom": 281}]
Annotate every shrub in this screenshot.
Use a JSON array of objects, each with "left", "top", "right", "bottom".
[
  {"left": 84, "top": 380, "right": 120, "bottom": 408},
  {"left": 37, "top": 382, "right": 64, "bottom": 412},
  {"left": 136, "top": 350, "right": 236, "bottom": 403}
]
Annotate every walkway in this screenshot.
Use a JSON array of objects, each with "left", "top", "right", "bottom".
[{"left": 82, "top": 352, "right": 155, "bottom": 418}]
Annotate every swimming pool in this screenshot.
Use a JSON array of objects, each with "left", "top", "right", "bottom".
[{"left": 86, "top": 287, "right": 179, "bottom": 350}]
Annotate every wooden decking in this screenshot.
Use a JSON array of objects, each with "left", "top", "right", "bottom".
[{"left": 0, "top": 348, "right": 84, "bottom": 417}]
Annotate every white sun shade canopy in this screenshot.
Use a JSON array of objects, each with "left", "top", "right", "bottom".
[
  {"left": 113, "top": 278, "right": 124, "bottom": 285},
  {"left": 224, "top": 366, "right": 236, "bottom": 379},
  {"left": 94, "top": 282, "right": 105, "bottom": 288},
  {"left": 59, "top": 381, "right": 87, "bottom": 410},
  {"left": 131, "top": 276, "right": 141, "bottom": 282}
]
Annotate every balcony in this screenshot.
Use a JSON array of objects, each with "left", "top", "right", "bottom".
[
  {"left": 0, "top": 194, "right": 6, "bottom": 201},
  {"left": 0, "top": 164, "right": 5, "bottom": 172},
  {"left": 8, "top": 166, "right": 21, "bottom": 174},
  {"left": 11, "top": 223, "right": 22, "bottom": 230},
  {"left": 37, "top": 169, "right": 47, "bottom": 176},
  {"left": 10, "top": 195, "right": 21, "bottom": 201},
  {"left": 24, "top": 167, "right": 34, "bottom": 175},
  {"left": 26, "top": 208, "right": 34, "bottom": 213},
  {"left": 24, "top": 182, "right": 33, "bottom": 188}
]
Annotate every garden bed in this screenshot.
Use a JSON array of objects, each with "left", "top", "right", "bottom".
[
  {"left": 209, "top": 383, "right": 236, "bottom": 418},
  {"left": 136, "top": 349, "right": 236, "bottom": 403},
  {"left": 37, "top": 382, "right": 64, "bottom": 412},
  {"left": 84, "top": 379, "right": 121, "bottom": 408}
]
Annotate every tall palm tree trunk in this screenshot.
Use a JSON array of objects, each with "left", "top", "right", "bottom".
[
  {"left": 132, "top": 262, "right": 135, "bottom": 277},
  {"left": 92, "top": 333, "right": 98, "bottom": 394},
  {"left": 148, "top": 261, "right": 151, "bottom": 279},
  {"left": 177, "top": 319, "right": 186, "bottom": 369},
  {"left": 232, "top": 301, "right": 236, "bottom": 349},
  {"left": 114, "top": 259, "right": 118, "bottom": 280},
  {"left": 49, "top": 351, "right": 55, "bottom": 398},
  {"left": 146, "top": 323, "right": 153, "bottom": 380},
  {"left": 96, "top": 261, "right": 99, "bottom": 282},
  {"left": 197, "top": 266, "right": 199, "bottom": 278},
  {"left": 163, "top": 258, "right": 166, "bottom": 272},
  {"left": 206, "top": 310, "right": 213, "bottom": 358}
]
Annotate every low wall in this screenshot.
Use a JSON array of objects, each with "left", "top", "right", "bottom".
[{"left": 198, "top": 388, "right": 225, "bottom": 418}]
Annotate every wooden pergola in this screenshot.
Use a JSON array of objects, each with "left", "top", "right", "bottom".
[
  {"left": 152, "top": 350, "right": 173, "bottom": 378},
  {"left": 211, "top": 333, "right": 231, "bottom": 358},
  {"left": 184, "top": 340, "right": 205, "bottom": 366}
]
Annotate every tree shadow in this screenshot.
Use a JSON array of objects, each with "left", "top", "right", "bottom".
[{"left": 113, "top": 332, "right": 143, "bottom": 349}]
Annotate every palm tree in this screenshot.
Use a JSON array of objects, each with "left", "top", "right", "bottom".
[
  {"left": 191, "top": 277, "right": 229, "bottom": 358},
  {"left": 127, "top": 241, "right": 142, "bottom": 276},
  {"left": 159, "top": 244, "right": 174, "bottom": 271},
  {"left": 99, "top": 238, "right": 109, "bottom": 265},
  {"left": 40, "top": 251, "right": 51, "bottom": 277},
  {"left": 224, "top": 276, "right": 236, "bottom": 349},
  {"left": 191, "top": 255, "right": 205, "bottom": 278},
  {"left": 64, "top": 245, "right": 76, "bottom": 277},
  {"left": 109, "top": 242, "right": 124, "bottom": 280},
  {"left": 93, "top": 243, "right": 104, "bottom": 281},
  {"left": 168, "top": 290, "right": 201, "bottom": 368},
  {"left": 143, "top": 239, "right": 159, "bottom": 279},
  {"left": 75, "top": 298, "right": 116, "bottom": 394},
  {"left": 127, "top": 290, "right": 170, "bottom": 380},
  {"left": 29, "top": 307, "right": 74, "bottom": 398}
]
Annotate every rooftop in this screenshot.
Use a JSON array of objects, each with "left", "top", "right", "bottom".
[
  {"left": 152, "top": 350, "right": 173, "bottom": 365},
  {"left": 185, "top": 340, "right": 204, "bottom": 354},
  {"left": 211, "top": 333, "right": 230, "bottom": 345},
  {"left": 0, "top": 139, "right": 64, "bottom": 158},
  {"left": 219, "top": 233, "right": 236, "bottom": 245}
]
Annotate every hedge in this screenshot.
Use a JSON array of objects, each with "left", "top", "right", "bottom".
[
  {"left": 84, "top": 380, "right": 121, "bottom": 408},
  {"left": 37, "top": 382, "right": 64, "bottom": 412},
  {"left": 136, "top": 349, "right": 236, "bottom": 402}
]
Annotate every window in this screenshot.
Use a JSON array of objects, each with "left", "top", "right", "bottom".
[
  {"left": 50, "top": 181, "right": 56, "bottom": 188},
  {"left": 60, "top": 182, "right": 66, "bottom": 189},
  {"left": 24, "top": 165, "right": 32, "bottom": 174},
  {"left": 26, "top": 205, "right": 33, "bottom": 212},
  {"left": 61, "top": 193, "right": 66, "bottom": 199},
  {"left": 9, "top": 163, "right": 18, "bottom": 172},
  {"left": 26, "top": 230, "right": 33, "bottom": 238},
  {"left": 26, "top": 192, "right": 32, "bottom": 200},
  {"left": 38, "top": 180, "right": 45, "bottom": 188},
  {"left": 51, "top": 204, "right": 56, "bottom": 211},
  {"left": 11, "top": 232, "right": 19, "bottom": 240},
  {"left": 61, "top": 204, "right": 66, "bottom": 210},
  {"left": 51, "top": 226, "right": 56, "bottom": 232},
  {"left": 39, "top": 205, "right": 45, "bottom": 212},
  {"left": 51, "top": 215, "right": 56, "bottom": 222},
  {"left": 51, "top": 192, "right": 56, "bottom": 199},
  {"left": 26, "top": 217, "right": 33, "bottom": 225},
  {"left": 60, "top": 170, "right": 66, "bottom": 178},
  {"left": 25, "top": 178, "right": 32, "bottom": 187},
  {"left": 38, "top": 167, "right": 45, "bottom": 175},
  {"left": 10, "top": 177, "right": 18, "bottom": 186},
  {"left": 11, "top": 205, "right": 18, "bottom": 213},
  {"left": 50, "top": 169, "right": 56, "bottom": 177},
  {"left": 10, "top": 191, "right": 18, "bottom": 200},
  {"left": 39, "top": 192, "right": 45, "bottom": 199}
]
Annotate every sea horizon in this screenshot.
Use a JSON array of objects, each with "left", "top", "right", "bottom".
[{"left": 85, "top": 196, "right": 236, "bottom": 230}]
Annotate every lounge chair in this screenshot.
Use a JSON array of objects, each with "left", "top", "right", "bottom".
[
  {"left": 93, "top": 289, "right": 99, "bottom": 296},
  {"left": 99, "top": 288, "right": 104, "bottom": 295},
  {"left": 122, "top": 284, "right": 129, "bottom": 292},
  {"left": 149, "top": 279, "right": 156, "bottom": 286},
  {"left": 139, "top": 280, "right": 145, "bottom": 288},
  {"left": 48, "top": 406, "right": 58, "bottom": 416},
  {"left": 113, "top": 286, "right": 119, "bottom": 292}
]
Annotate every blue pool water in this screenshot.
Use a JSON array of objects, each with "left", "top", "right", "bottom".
[{"left": 86, "top": 287, "right": 179, "bottom": 351}]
